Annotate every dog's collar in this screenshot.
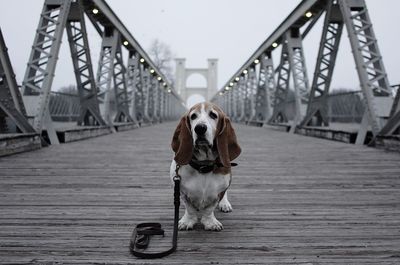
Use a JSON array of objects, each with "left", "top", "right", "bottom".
[{"left": 189, "top": 159, "right": 238, "bottom": 174}]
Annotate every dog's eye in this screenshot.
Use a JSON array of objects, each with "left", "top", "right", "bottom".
[
  {"left": 190, "top": 113, "right": 197, "bottom": 120},
  {"left": 209, "top": 111, "right": 217, "bottom": 119}
]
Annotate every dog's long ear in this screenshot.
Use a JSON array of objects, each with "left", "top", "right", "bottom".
[
  {"left": 171, "top": 115, "right": 193, "bottom": 165},
  {"left": 216, "top": 115, "right": 241, "bottom": 168}
]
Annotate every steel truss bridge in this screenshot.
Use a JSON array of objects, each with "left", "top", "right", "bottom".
[{"left": 0, "top": 0, "right": 399, "bottom": 264}]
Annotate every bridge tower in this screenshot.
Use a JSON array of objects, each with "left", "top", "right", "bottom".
[{"left": 175, "top": 58, "right": 218, "bottom": 105}]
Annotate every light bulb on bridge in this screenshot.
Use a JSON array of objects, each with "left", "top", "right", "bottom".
[
  {"left": 235, "top": 77, "right": 240, "bottom": 81},
  {"left": 243, "top": 69, "right": 248, "bottom": 74},
  {"left": 229, "top": 82, "right": 234, "bottom": 86},
  {"left": 219, "top": 92, "right": 224, "bottom": 96},
  {"left": 163, "top": 82, "right": 167, "bottom": 86},
  {"left": 123, "top": 40, "right": 129, "bottom": 46},
  {"left": 157, "top": 76, "right": 162, "bottom": 81},
  {"left": 92, "top": 8, "right": 99, "bottom": 14},
  {"left": 150, "top": 69, "right": 155, "bottom": 74},
  {"left": 305, "top": 11, "right": 312, "bottom": 18},
  {"left": 140, "top": 58, "right": 145, "bottom": 63},
  {"left": 167, "top": 89, "right": 172, "bottom": 93},
  {"left": 272, "top": 42, "right": 278, "bottom": 48},
  {"left": 254, "top": 59, "right": 260, "bottom": 64},
  {"left": 225, "top": 86, "right": 230, "bottom": 91}
]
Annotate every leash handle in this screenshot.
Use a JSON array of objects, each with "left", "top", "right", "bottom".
[{"left": 130, "top": 165, "right": 181, "bottom": 259}]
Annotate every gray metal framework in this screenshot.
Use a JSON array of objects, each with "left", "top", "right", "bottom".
[
  {"left": 301, "top": 0, "right": 343, "bottom": 127},
  {"left": 126, "top": 52, "right": 139, "bottom": 124},
  {"left": 212, "top": 0, "right": 398, "bottom": 144},
  {"left": 269, "top": 44, "right": 291, "bottom": 124},
  {"left": 339, "top": 0, "right": 393, "bottom": 143},
  {"left": 66, "top": 1, "right": 105, "bottom": 126},
  {"left": 286, "top": 29, "right": 310, "bottom": 133},
  {"left": 0, "top": 28, "right": 36, "bottom": 134},
  {"left": 5, "top": 0, "right": 185, "bottom": 145},
  {"left": 21, "top": 0, "right": 71, "bottom": 144},
  {"left": 252, "top": 53, "right": 276, "bottom": 123}
]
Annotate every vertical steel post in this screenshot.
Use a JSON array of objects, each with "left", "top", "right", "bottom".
[
  {"left": 126, "top": 52, "right": 139, "bottom": 125},
  {"left": 66, "top": 1, "right": 105, "bottom": 126},
  {"left": 269, "top": 43, "right": 291, "bottom": 124},
  {"left": 286, "top": 29, "right": 310, "bottom": 133},
  {"left": 112, "top": 32, "right": 133, "bottom": 123},
  {"left": 237, "top": 77, "right": 246, "bottom": 122},
  {"left": 301, "top": 0, "right": 343, "bottom": 127},
  {"left": 232, "top": 82, "right": 238, "bottom": 121},
  {"left": 96, "top": 28, "right": 118, "bottom": 126},
  {"left": 339, "top": 0, "right": 393, "bottom": 143},
  {"left": 152, "top": 78, "right": 159, "bottom": 122},
  {"left": 0, "top": 28, "right": 36, "bottom": 134},
  {"left": 22, "top": 0, "right": 72, "bottom": 144},
  {"left": 247, "top": 67, "right": 258, "bottom": 122},
  {"left": 142, "top": 68, "right": 152, "bottom": 123},
  {"left": 253, "top": 52, "right": 276, "bottom": 123}
]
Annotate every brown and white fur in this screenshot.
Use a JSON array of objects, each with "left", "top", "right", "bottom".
[{"left": 170, "top": 102, "right": 241, "bottom": 231}]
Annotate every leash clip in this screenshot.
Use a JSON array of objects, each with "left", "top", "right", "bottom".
[{"left": 173, "top": 164, "right": 181, "bottom": 182}]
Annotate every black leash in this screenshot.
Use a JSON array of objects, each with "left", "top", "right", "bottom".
[{"left": 129, "top": 165, "right": 181, "bottom": 259}]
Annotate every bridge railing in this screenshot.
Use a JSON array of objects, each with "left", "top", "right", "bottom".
[
  {"left": 283, "top": 91, "right": 364, "bottom": 124},
  {"left": 211, "top": 0, "right": 400, "bottom": 145},
  {"left": 49, "top": 92, "right": 80, "bottom": 122},
  {"left": 0, "top": 0, "right": 186, "bottom": 146}
]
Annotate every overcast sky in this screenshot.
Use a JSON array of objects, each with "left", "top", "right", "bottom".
[{"left": 1, "top": 0, "right": 399, "bottom": 105}]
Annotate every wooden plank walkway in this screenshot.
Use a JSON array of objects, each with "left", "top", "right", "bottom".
[{"left": 0, "top": 122, "right": 399, "bottom": 264}]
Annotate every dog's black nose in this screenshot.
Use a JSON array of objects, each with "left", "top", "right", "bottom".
[{"left": 194, "top": 124, "right": 207, "bottom": 135}]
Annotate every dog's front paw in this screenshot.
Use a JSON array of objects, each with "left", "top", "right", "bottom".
[
  {"left": 218, "top": 199, "right": 233, "bottom": 213},
  {"left": 201, "top": 216, "right": 223, "bottom": 231},
  {"left": 178, "top": 215, "right": 197, "bottom": 230}
]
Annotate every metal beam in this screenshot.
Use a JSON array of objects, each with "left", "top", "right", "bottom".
[
  {"left": 66, "top": 1, "right": 106, "bottom": 126},
  {"left": 0, "top": 28, "right": 36, "bottom": 134},
  {"left": 21, "top": 0, "right": 72, "bottom": 145},
  {"left": 84, "top": 0, "right": 184, "bottom": 104},
  {"left": 213, "top": 0, "right": 323, "bottom": 100},
  {"left": 269, "top": 43, "right": 291, "bottom": 124},
  {"left": 301, "top": 0, "right": 343, "bottom": 127},
  {"left": 339, "top": 0, "right": 393, "bottom": 142}
]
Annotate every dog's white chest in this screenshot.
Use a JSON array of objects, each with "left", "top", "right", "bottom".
[{"left": 170, "top": 161, "right": 230, "bottom": 210}]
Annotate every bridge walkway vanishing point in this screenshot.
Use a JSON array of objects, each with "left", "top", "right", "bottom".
[{"left": 0, "top": 123, "right": 400, "bottom": 264}]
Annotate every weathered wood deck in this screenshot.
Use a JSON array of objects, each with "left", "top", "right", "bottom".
[{"left": 0, "top": 122, "right": 399, "bottom": 264}]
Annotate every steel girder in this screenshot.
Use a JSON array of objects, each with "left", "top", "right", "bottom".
[
  {"left": 253, "top": 52, "right": 276, "bottom": 123},
  {"left": 159, "top": 87, "right": 165, "bottom": 121},
  {"left": 134, "top": 62, "right": 146, "bottom": 124},
  {"left": 142, "top": 69, "right": 153, "bottom": 123},
  {"left": 66, "top": 2, "right": 106, "bottom": 126},
  {"left": 112, "top": 35, "right": 133, "bottom": 123},
  {"left": 96, "top": 29, "right": 118, "bottom": 125},
  {"left": 286, "top": 29, "right": 310, "bottom": 133},
  {"left": 301, "top": 0, "right": 343, "bottom": 127},
  {"left": 269, "top": 44, "right": 291, "bottom": 124},
  {"left": 126, "top": 53, "right": 139, "bottom": 124},
  {"left": 96, "top": 28, "right": 133, "bottom": 124},
  {"left": 21, "top": 0, "right": 72, "bottom": 144},
  {"left": 232, "top": 83, "right": 238, "bottom": 121},
  {"left": 152, "top": 77, "right": 160, "bottom": 123},
  {"left": 0, "top": 28, "right": 36, "bottom": 134},
  {"left": 246, "top": 67, "right": 258, "bottom": 122},
  {"left": 237, "top": 77, "right": 246, "bottom": 122},
  {"left": 339, "top": 0, "right": 393, "bottom": 142}
]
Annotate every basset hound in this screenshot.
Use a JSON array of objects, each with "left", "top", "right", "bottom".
[{"left": 170, "top": 102, "right": 241, "bottom": 231}]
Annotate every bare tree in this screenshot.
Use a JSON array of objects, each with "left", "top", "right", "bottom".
[{"left": 148, "top": 39, "right": 175, "bottom": 84}]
